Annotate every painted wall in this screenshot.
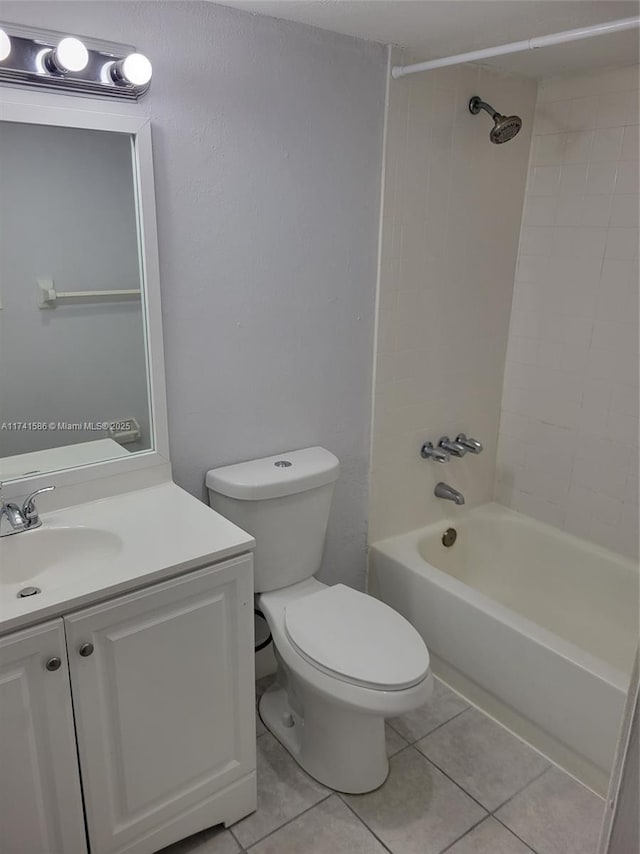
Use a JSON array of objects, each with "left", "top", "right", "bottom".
[
  {"left": 495, "top": 65, "right": 639, "bottom": 559},
  {"left": 1, "top": 1, "right": 386, "bottom": 588},
  {"left": 0, "top": 122, "right": 150, "bottom": 457},
  {"left": 369, "top": 49, "right": 536, "bottom": 541}
]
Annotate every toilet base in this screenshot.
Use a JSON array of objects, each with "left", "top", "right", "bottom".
[{"left": 259, "top": 682, "right": 389, "bottom": 794}]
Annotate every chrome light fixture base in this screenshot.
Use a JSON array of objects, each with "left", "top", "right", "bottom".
[{"left": 0, "top": 22, "right": 151, "bottom": 101}]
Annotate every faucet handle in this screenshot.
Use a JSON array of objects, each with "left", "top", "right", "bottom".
[
  {"left": 456, "top": 433, "right": 483, "bottom": 454},
  {"left": 21, "top": 486, "right": 55, "bottom": 525},
  {"left": 421, "top": 441, "right": 450, "bottom": 462},
  {"left": 438, "top": 436, "right": 467, "bottom": 457}
]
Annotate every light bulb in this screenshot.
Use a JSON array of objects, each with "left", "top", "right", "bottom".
[
  {"left": 52, "top": 37, "right": 89, "bottom": 72},
  {"left": 120, "top": 53, "right": 152, "bottom": 86},
  {"left": 0, "top": 29, "right": 11, "bottom": 62}
]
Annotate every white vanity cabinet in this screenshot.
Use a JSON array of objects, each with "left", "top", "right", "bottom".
[
  {"left": 0, "top": 553, "right": 256, "bottom": 854},
  {"left": 0, "top": 620, "right": 88, "bottom": 854}
]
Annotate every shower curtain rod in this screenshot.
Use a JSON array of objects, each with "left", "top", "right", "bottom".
[{"left": 391, "top": 16, "right": 640, "bottom": 79}]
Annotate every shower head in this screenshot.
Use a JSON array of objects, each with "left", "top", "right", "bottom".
[{"left": 469, "top": 96, "right": 522, "bottom": 144}]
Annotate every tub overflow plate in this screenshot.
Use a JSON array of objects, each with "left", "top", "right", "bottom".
[{"left": 442, "top": 528, "right": 457, "bottom": 548}]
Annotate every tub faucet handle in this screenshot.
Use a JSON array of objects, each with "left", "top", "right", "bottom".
[
  {"left": 421, "top": 442, "right": 450, "bottom": 462},
  {"left": 456, "top": 433, "right": 483, "bottom": 454},
  {"left": 438, "top": 436, "right": 467, "bottom": 457}
]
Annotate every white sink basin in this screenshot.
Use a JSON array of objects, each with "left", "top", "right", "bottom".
[{"left": 1, "top": 526, "right": 123, "bottom": 593}]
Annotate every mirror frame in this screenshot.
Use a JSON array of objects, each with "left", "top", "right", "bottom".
[{"left": 0, "top": 88, "right": 170, "bottom": 495}]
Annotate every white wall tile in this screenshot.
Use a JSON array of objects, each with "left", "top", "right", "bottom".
[
  {"left": 529, "top": 165, "right": 561, "bottom": 195},
  {"left": 596, "top": 91, "right": 636, "bottom": 128},
  {"left": 523, "top": 196, "right": 557, "bottom": 226},
  {"left": 560, "top": 162, "right": 589, "bottom": 194},
  {"left": 581, "top": 194, "right": 612, "bottom": 226},
  {"left": 611, "top": 194, "right": 639, "bottom": 227},
  {"left": 563, "top": 130, "right": 594, "bottom": 162},
  {"left": 496, "top": 65, "right": 639, "bottom": 560},
  {"left": 615, "top": 160, "right": 640, "bottom": 193},
  {"left": 591, "top": 127, "right": 624, "bottom": 161},
  {"left": 555, "top": 194, "right": 584, "bottom": 227},
  {"left": 621, "top": 125, "right": 639, "bottom": 162},
  {"left": 605, "top": 227, "right": 639, "bottom": 259},
  {"left": 585, "top": 161, "right": 618, "bottom": 195}
]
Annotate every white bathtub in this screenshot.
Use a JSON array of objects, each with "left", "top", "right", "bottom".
[{"left": 369, "top": 502, "right": 639, "bottom": 794}]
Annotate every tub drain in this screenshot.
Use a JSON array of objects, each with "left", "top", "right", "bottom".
[
  {"left": 442, "top": 528, "right": 457, "bottom": 548},
  {"left": 17, "top": 586, "right": 41, "bottom": 598}
]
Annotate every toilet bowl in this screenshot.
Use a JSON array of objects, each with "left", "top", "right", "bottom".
[
  {"left": 206, "top": 447, "right": 433, "bottom": 793},
  {"left": 258, "top": 578, "right": 432, "bottom": 792}
]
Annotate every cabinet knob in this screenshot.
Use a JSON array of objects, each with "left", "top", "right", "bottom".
[
  {"left": 79, "top": 642, "right": 94, "bottom": 657},
  {"left": 45, "top": 656, "right": 62, "bottom": 671}
]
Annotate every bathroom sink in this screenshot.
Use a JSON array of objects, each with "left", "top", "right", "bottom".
[
  {"left": 0, "top": 526, "right": 123, "bottom": 592},
  {"left": 0, "top": 482, "right": 254, "bottom": 635}
]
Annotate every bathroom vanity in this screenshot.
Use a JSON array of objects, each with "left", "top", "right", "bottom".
[
  {"left": 0, "top": 484, "right": 257, "bottom": 854},
  {"left": 0, "top": 80, "right": 257, "bottom": 853}
]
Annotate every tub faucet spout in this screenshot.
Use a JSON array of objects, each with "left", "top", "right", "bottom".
[{"left": 434, "top": 482, "right": 465, "bottom": 505}]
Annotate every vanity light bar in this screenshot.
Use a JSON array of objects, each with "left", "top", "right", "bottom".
[{"left": 0, "top": 22, "right": 151, "bottom": 100}]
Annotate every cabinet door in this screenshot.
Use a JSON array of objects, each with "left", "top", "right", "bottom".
[
  {"left": 65, "top": 555, "right": 255, "bottom": 854},
  {"left": 0, "top": 619, "right": 87, "bottom": 854}
]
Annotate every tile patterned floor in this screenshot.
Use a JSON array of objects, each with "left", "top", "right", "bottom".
[{"left": 159, "top": 675, "right": 605, "bottom": 854}]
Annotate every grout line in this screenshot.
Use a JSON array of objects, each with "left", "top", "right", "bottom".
[
  {"left": 385, "top": 683, "right": 471, "bottom": 743},
  {"left": 240, "top": 793, "right": 333, "bottom": 850},
  {"left": 492, "top": 814, "right": 540, "bottom": 854},
  {"left": 429, "top": 673, "right": 599, "bottom": 795},
  {"left": 404, "top": 705, "right": 471, "bottom": 745},
  {"left": 337, "top": 793, "right": 396, "bottom": 854},
  {"left": 437, "top": 814, "right": 493, "bottom": 854},
  {"left": 489, "top": 764, "right": 552, "bottom": 815},
  {"left": 413, "top": 748, "right": 491, "bottom": 815}
]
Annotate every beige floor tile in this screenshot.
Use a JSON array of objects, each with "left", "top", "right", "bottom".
[
  {"left": 388, "top": 678, "right": 469, "bottom": 743},
  {"left": 248, "top": 795, "right": 388, "bottom": 853},
  {"left": 344, "top": 747, "right": 486, "bottom": 854},
  {"left": 416, "top": 708, "right": 549, "bottom": 811},
  {"left": 495, "top": 766, "right": 604, "bottom": 854},
  {"left": 158, "top": 825, "right": 240, "bottom": 854},
  {"left": 231, "top": 732, "right": 329, "bottom": 848},
  {"left": 446, "top": 817, "right": 533, "bottom": 854}
]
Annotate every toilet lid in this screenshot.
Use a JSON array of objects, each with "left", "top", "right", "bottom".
[{"left": 284, "top": 584, "right": 430, "bottom": 691}]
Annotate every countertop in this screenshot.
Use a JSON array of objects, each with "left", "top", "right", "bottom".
[{"left": 0, "top": 481, "right": 255, "bottom": 635}]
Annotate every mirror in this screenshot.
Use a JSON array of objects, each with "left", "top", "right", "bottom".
[{"left": 0, "top": 116, "right": 157, "bottom": 482}]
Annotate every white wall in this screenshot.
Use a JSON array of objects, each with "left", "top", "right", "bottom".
[
  {"left": 369, "top": 50, "right": 536, "bottom": 541},
  {"left": 2, "top": 1, "right": 386, "bottom": 588},
  {"left": 0, "top": 122, "right": 150, "bottom": 456},
  {"left": 495, "top": 65, "right": 639, "bottom": 559}
]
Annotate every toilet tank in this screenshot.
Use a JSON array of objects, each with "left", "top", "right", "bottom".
[{"left": 206, "top": 447, "right": 340, "bottom": 592}]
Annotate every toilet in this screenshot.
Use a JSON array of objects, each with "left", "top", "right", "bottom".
[{"left": 206, "top": 446, "right": 433, "bottom": 793}]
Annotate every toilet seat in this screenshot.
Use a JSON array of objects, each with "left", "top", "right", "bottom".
[{"left": 284, "top": 584, "right": 429, "bottom": 691}]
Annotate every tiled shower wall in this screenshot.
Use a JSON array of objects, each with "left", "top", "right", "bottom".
[
  {"left": 369, "top": 50, "right": 536, "bottom": 540},
  {"left": 495, "top": 65, "right": 639, "bottom": 559}
]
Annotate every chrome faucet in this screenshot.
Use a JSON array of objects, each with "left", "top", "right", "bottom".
[
  {"left": 456, "top": 433, "right": 483, "bottom": 454},
  {"left": 421, "top": 441, "right": 450, "bottom": 462},
  {"left": 438, "top": 436, "right": 467, "bottom": 457},
  {"left": 0, "top": 484, "right": 55, "bottom": 537},
  {"left": 434, "top": 482, "right": 465, "bottom": 505}
]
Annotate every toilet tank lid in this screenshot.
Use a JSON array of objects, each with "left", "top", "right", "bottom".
[{"left": 205, "top": 447, "right": 340, "bottom": 500}]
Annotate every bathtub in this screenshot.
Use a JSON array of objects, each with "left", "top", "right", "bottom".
[{"left": 369, "top": 502, "right": 639, "bottom": 794}]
